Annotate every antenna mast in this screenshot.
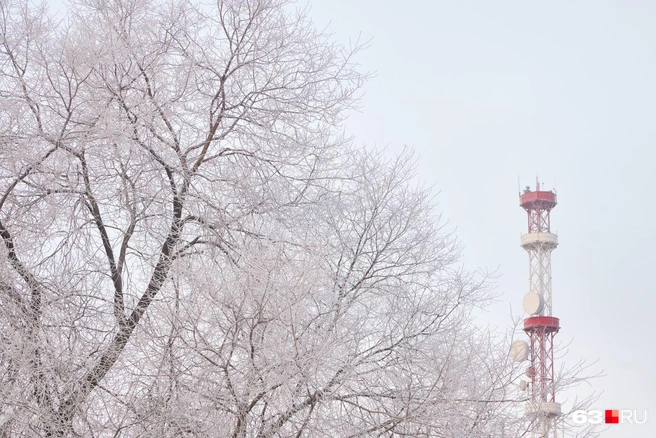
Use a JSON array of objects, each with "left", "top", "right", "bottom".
[{"left": 518, "top": 178, "right": 561, "bottom": 437}]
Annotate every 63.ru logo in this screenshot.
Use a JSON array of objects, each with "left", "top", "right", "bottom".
[{"left": 572, "top": 410, "right": 647, "bottom": 425}]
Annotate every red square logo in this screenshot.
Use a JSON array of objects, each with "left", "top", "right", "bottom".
[{"left": 605, "top": 410, "right": 619, "bottom": 424}]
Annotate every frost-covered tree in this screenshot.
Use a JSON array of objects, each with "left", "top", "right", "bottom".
[{"left": 0, "top": 0, "right": 597, "bottom": 436}]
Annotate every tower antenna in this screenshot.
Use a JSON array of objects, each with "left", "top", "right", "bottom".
[{"left": 518, "top": 178, "right": 561, "bottom": 437}]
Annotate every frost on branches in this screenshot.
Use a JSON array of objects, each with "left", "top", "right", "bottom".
[{"left": 0, "top": 0, "right": 596, "bottom": 436}]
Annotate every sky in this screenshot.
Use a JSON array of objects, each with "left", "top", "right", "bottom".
[
  {"left": 41, "top": 0, "right": 654, "bottom": 435},
  {"left": 306, "top": 1, "right": 656, "bottom": 437}
]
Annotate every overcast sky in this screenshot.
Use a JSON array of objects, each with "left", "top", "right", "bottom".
[
  {"left": 44, "top": 0, "right": 654, "bottom": 435},
  {"left": 307, "top": 1, "right": 656, "bottom": 436}
]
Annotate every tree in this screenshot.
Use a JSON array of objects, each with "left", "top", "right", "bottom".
[{"left": 0, "top": 0, "right": 597, "bottom": 436}]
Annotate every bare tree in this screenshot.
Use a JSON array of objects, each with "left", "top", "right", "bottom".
[{"left": 0, "top": 0, "right": 597, "bottom": 436}]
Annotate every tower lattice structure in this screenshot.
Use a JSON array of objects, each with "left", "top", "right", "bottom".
[{"left": 520, "top": 179, "right": 561, "bottom": 438}]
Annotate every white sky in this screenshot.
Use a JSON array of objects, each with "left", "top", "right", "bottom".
[
  {"left": 43, "top": 0, "right": 655, "bottom": 435},
  {"left": 307, "top": 1, "right": 656, "bottom": 436}
]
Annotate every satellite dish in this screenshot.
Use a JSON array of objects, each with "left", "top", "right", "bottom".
[
  {"left": 523, "top": 291, "right": 544, "bottom": 315},
  {"left": 510, "top": 340, "right": 529, "bottom": 361},
  {"left": 519, "top": 380, "right": 528, "bottom": 391},
  {"left": 526, "top": 366, "right": 536, "bottom": 378}
]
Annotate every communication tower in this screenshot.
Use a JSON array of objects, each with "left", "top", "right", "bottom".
[{"left": 511, "top": 178, "right": 561, "bottom": 437}]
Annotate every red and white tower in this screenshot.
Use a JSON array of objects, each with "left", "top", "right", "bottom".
[{"left": 520, "top": 179, "right": 561, "bottom": 437}]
